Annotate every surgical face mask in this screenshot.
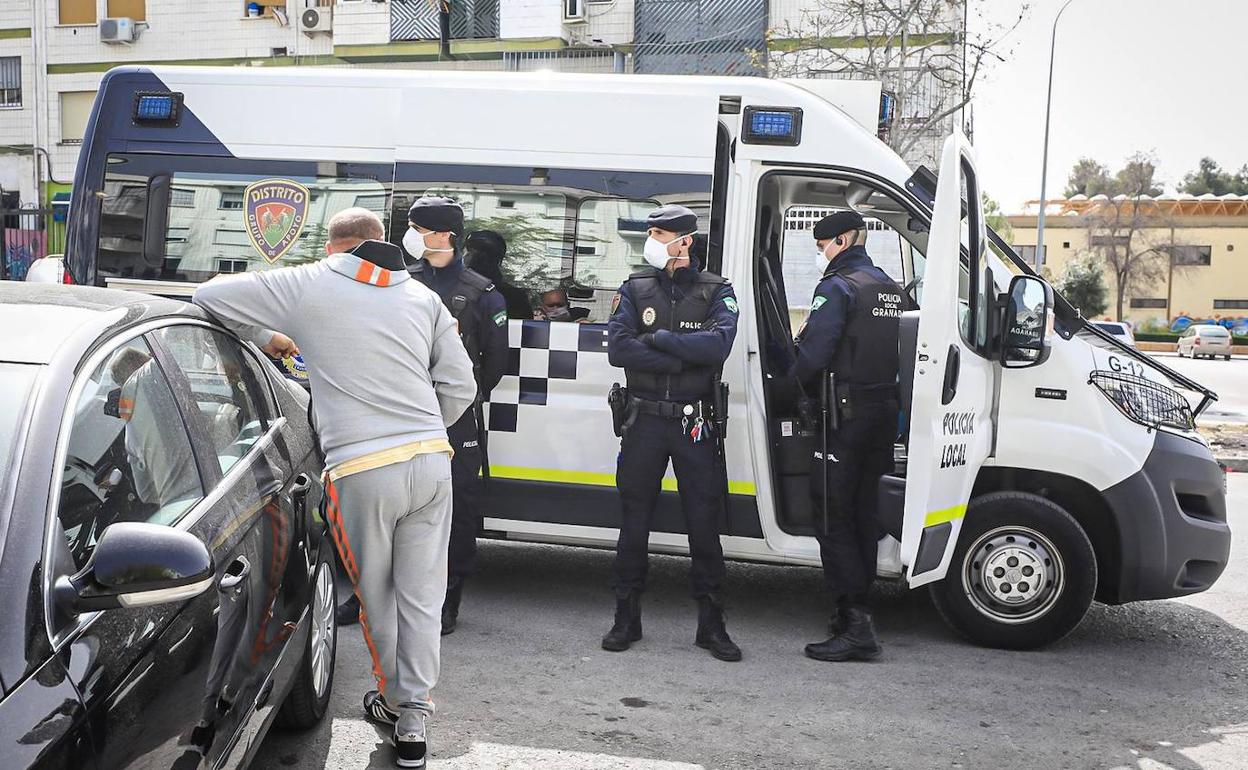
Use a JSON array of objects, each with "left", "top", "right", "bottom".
[
  {"left": 403, "top": 226, "right": 454, "bottom": 259},
  {"left": 815, "top": 241, "right": 835, "bottom": 273},
  {"left": 643, "top": 235, "right": 686, "bottom": 270},
  {"left": 543, "top": 304, "right": 572, "bottom": 322}
]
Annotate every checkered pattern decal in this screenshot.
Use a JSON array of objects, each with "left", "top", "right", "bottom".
[{"left": 485, "top": 321, "right": 611, "bottom": 433}]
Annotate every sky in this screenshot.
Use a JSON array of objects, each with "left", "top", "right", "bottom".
[{"left": 969, "top": 0, "right": 1248, "bottom": 214}]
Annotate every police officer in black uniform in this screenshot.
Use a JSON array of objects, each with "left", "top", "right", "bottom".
[
  {"left": 603, "top": 204, "right": 743, "bottom": 662},
  {"left": 336, "top": 196, "right": 508, "bottom": 635},
  {"left": 792, "top": 210, "right": 904, "bottom": 662}
]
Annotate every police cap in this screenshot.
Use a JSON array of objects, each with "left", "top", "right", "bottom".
[
  {"left": 645, "top": 204, "right": 698, "bottom": 236},
  {"left": 408, "top": 196, "right": 464, "bottom": 235},
  {"left": 813, "top": 210, "right": 866, "bottom": 241}
]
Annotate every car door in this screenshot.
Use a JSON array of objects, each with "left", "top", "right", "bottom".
[
  {"left": 45, "top": 329, "right": 257, "bottom": 769},
  {"left": 150, "top": 323, "right": 307, "bottom": 762},
  {"left": 900, "top": 132, "right": 998, "bottom": 587}
]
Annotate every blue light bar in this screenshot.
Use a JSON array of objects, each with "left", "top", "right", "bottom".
[
  {"left": 750, "top": 110, "right": 795, "bottom": 138},
  {"left": 742, "top": 106, "right": 803, "bottom": 146},
  {"left": 136, "top": 95, "right": 174, "bottom": 120}
]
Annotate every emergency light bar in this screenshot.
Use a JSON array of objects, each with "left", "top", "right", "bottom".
[
  {"left": 132, "top": 92, "right": 183, "bottom": 126},
  {"left": 742, "top": 106, "right": 802, "bottom": 146}
]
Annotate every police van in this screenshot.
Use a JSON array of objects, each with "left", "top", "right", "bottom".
[{"left": 57, "top": 66, "right": 1229, "bottom": 649}]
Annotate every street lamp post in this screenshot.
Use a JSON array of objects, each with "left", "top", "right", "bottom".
[{"left": 1035, "top": 0, "right": 1077, "bottom": 270}]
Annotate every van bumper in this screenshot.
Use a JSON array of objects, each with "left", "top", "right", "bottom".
[{"left": 1102, "top": 431, "right": 1231, "bottom": 603}]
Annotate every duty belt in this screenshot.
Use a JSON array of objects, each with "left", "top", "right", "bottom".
[{"left": 631, "top": 396, "right": 711, "bottom": 420}]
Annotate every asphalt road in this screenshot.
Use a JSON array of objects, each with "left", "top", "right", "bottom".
[
  {"left": 1152, "top": 352, "right": 1248, "bottom": 424},
  {"left": 254, "top": 475, "right": 1248, "bottom": 770}
]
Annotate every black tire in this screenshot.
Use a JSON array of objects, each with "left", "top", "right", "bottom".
[
  {"left": 929, "top": 491, "right": 1097, "bottom": 650},
  {"left": 277, "top": 548, "right": 337, "bottom": 729},
  {"left": 1226, "top": 355, "right": 1232, "bottom": 361}
]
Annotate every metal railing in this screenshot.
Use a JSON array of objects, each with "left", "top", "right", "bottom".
[{"left": 1, "top": 206, "right": 65, "bottom": 281}]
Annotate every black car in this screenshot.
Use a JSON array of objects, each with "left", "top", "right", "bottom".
[{"left": 0, "top": 283, "right": 336, "bottom": 769}]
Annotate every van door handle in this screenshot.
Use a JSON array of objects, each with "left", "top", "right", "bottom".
[
  {"left": 220, "top": 556, "right": 251, "bottom": 591},
  {"left": 941, "top": 345, "right": 961, "bottom": 405}
]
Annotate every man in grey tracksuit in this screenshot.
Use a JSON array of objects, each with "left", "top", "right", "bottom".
[{"left": 193, "top": 207, "right": 475, "bottom": 769}]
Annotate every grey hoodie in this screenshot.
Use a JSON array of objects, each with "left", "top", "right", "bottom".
[{"left": 192, "top": 250, "right": 477, "bottom": 470}]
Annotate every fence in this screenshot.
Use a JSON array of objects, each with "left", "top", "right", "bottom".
[{"left": 1, "top": 206, "right": 65, "bottom": 281}]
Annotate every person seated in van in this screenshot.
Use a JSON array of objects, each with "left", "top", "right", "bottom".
[
  {"left": 464, "top": 230, "right": 531, "bottom": 320},
  {"left": 533, "top": 288, "right": 589, "bottom": 322}
]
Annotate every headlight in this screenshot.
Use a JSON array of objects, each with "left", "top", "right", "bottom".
[{"left": 1089, "top": 370, "right": 1196, "bottom": 432}]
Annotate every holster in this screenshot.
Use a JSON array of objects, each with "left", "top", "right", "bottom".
[
  {"left": 711, "top": 381, "right": 729, "bottom": 440},
  {"left": 608, "top": 383, "right": 631, "bottom": 438}
]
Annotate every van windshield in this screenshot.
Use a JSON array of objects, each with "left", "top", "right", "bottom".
[{"left": 96, "top": 153, "right": 391, "bottom": 285}]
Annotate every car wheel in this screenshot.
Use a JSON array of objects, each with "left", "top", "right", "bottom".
[
  {"left": 929, "top": 492, "right": 1097, "bottom": 651},
  {"left": 277, "top": 547, "right": 337, "bottom": 729},
  {"left": 1226, "top": 355, "right": 1232, "bottom": 361}
]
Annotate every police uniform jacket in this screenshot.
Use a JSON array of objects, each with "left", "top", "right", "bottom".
[
  {"left": 410, "top": 254, "right": 509, "bottom": 398},
  {"left": 791, "top": 245, "right": 905, "bottom": 391},
  {"left": 608, "top": 266, "right": 739, "bottom": 403}
]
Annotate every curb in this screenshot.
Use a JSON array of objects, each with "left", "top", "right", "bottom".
[{"left": 1216, "top": 456, "right": 1248, "bottom": 473}]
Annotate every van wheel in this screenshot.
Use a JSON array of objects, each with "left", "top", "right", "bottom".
[
  {"left": 277, "top": 548, "right": 337, "bottom": 729},
  {"left": 929, "top": 492, "right": 1096, "bottom": 650}
]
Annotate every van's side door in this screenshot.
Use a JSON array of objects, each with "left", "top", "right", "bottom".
[{"left": 901, "top": 132, "right": 997, "bottom": 587}]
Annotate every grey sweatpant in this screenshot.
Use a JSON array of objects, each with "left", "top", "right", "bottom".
[{"left": 325, "top": 452, "right": 452, "bottom": 714}]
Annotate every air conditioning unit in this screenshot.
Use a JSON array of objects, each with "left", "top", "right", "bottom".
[
  {"left": 300, "top": 7, "right": 333, "bottom": 35},
  {"left": 563, "top": 0, "right": 587, "bottom": 23},
  {"left": 99, "top": 17, "right": 135, "bottom": 44}
]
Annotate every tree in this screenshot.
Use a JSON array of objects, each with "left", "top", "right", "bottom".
[
  {"left": 1177, "top": 157, "right": 1248, "bottom": 196},
  {"left": 983, "top": 192, "right": 1011, "bottom": 243},
  {"left": 1053, "top": 252, "right": 1107, "bottom": 318},
  {"left": 460, "top": 213, "right": 572, "bottom": 305},
  {"left": 1075, "top": 178, "right": 1173, "bottom": 322},
  {"left": 754, "top": 1, "right": 1027, "bottom": 164},
  {"left": 1064, "top": 158, "right": 1114, "bottom": 197}
]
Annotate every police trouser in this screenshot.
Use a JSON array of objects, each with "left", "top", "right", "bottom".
[
  {"left": 447, "top": 410, "right": 484, "bottom": 585},
  {"left": 613, "top": 410, "right": 727, "bottom": 600},
  {"left": 810, "top": 401, "right": 899, "bottom": 610}
]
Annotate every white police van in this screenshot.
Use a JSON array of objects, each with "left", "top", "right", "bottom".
[{"left": 57, "top": 66, "right": 1229, "bottom": 649}]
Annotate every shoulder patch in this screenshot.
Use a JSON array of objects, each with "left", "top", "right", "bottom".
[
  {"left": 723, "top": 296, "right": 739, "bottom": 314},
  {"left": 492, "top": 310, "right": 507, "bottom": 327},
  {"left": 811, "top": 296, "right": 828, "bottom": 312},
  {"left": 611, "top": 292, "right": 623, "bottom": 315}
]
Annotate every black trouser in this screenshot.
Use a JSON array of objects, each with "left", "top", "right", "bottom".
[
  {"left": 613, "top": 409, "right": 727, "bottom": 600},
  {"left": 447, "top": 409, "right": 484, "bottom": 584},
  {"left": 810, "top": 401, "right": 898, "bottom": 610}
]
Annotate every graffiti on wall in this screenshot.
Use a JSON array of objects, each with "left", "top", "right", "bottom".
[{"left": 3, "top": 229, "right": 47, "bottom": 281}]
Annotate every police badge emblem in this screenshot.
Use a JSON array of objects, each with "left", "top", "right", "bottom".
[
  {"left": 244, "top": 179, "right": 310, "bottom": 264},
  {"left": 641, "top": 306, "right": 657, "bottom": 326}
]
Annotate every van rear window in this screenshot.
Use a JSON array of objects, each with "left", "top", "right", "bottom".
[{"left": 96, "top": 153, "right": 391, "bottom": 284}]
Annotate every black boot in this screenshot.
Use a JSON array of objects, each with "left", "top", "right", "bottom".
[
  {"left": 336, "top": 595, "right": 360, "bottom": 627},
  {"left": 805, "top": 607, "right": 881, "bottom": 662},
  {"left": 826, "top": 605, "right": 852, "bottom": 637},
  {"left": 441, "top": 578, "right": 463, "bottom": 636},
  {"left": 601, "top": 592, "right": 642, "bottom": 652},
  {"left": 695, "top": 595, "right": 742, "bottom": 662}
]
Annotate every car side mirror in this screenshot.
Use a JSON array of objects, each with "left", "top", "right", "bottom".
[
  {"left": 1001, "top": 274, "right": 1054, "bottom": 369},
  {"left": 53, "top": 522, "right": 213, "bottom": 614}
]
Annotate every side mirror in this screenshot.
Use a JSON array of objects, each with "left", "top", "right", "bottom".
[
  {"left": 54, "top": 522, "right": 213, "bottom": 613},
  {"left": 1001, "top": 274, "right": 1054, "bottom": 369}
]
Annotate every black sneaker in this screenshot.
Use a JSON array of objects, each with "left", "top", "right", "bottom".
[
  {"left": 393, "top": 707, "right": 427, "bottom": 768},
  {"left": 363, "top": 690, "right": 398, "bottom": 726}
]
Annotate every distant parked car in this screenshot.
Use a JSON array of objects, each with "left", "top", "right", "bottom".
[
  {"left": 1093, "top": 321, "right": 1136, "bottom": 347},
  {"left": 0, "top": 283, "right": 335, "bottom": 769},
  {"left": 1177, "top": 324, "right": 1234, "bottom": 360},
  {"left": 23, "top": 255, "right": 65, "bottom": 283}
]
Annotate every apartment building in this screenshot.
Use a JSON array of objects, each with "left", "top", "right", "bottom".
[{"left": 0, "top": 0, "right": 966, "bottom": 208}]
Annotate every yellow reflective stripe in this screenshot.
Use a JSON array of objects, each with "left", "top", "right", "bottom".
[
  {"left": 924, "top": 503, "right": 967, "bottom": 528},
  {"left": 489, "top": 466, "right": 756, "bottom": 497}
]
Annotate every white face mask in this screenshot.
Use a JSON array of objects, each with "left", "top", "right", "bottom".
[
  {"left": 643, "top": 234, "right": 686, "bottom": 270},
  {"left": 815, "top": 241, "right": 834, "bottom": 273},
  {"left": 403, "top": 227, "right": 454, "bottom": 259}
]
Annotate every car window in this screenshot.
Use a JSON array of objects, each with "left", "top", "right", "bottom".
[
  {"left": 57, "top": 338, "right": 204, "bottom": 571},
  {"left": 153, "top": 326, "right": 271, "bottom": 476},
  {"left": 1201, "top": 326, "right": 1230, "bottom": 337}
]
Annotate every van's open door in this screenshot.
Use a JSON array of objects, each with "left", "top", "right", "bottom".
[{"left": 901, "top": 133, "right": 996, "bottom": 587}]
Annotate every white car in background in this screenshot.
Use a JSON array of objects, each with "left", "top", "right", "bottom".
[
  {"left": 1177, "top": 324, "right": 1234, "bottom": 360},
  {"left": 1092, "top": 321, "right": 1136, "bottom": 347},
  {"left": 23, "top": 255, "right": 66, "bottom": 283}
]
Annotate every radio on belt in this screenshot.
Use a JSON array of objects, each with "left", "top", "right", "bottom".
[{"left": 742, "top": 106, "right": 803, "bottom": 146}]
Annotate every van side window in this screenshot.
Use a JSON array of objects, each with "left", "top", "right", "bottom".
[{"left": 96, "top": 153, "right": 393, "bottom": 285}]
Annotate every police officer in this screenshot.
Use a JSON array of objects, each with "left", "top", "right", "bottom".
[
  {"left": 335, "top": 196, "right": 509, "bottom": 635},
  {"left": 603, "top": 204, "right": 742, "bottom": 662},
  {"left": 791, "top": 210, "right": 904, "bottom": 662}
]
